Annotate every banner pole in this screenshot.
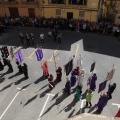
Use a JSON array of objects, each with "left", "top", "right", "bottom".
[{"left": 53, "top": 53, "right": 57, "bottom": 70}]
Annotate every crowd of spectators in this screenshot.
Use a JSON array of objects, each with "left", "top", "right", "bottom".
[{"left": 0, "top": 16, "right": 120, "bottom": 37}]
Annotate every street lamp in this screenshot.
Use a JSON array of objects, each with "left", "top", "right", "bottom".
[{"left": 42, "top": 0, "right": 45, "bottom": 17}]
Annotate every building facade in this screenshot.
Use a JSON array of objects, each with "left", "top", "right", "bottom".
[
  {"left": 0, "top": 0, "right": 100, "bottom": 22},
  {"left": 100, "top": 0, "right": 120, "bottom": 24}
]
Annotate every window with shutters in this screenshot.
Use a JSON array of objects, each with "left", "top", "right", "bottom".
[
  {"left": 69, "top": 0, "right": 87, "bottom": 5},
  {"left": 56, "top": 9, "right": 61, "bottom": 16},
  {"left": 49, "top": 0, "right": 66, "bottom": 4},
  {"left": 79, "top": 11, "right": 85, "bottom": 19}
]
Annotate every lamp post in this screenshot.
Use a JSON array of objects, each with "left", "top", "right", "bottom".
[{"left": 42, "top": 0, "right": 45, "bottom": 17}]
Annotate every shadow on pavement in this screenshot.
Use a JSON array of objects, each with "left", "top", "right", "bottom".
[
  {"left": 92, "top": 109, "right": 102, "bottom": 114},
  {"left": 8, "top": 72, "right": 23, "bottom": 79},
  {"left": 0, "top": 77, "right": 5, "bottom": 83},
  {"left": 24, "top": 94, "right": 38, "bottom": 106},
  {"left": 15, "top": 77, "right": 28, "bottom": 85},
  {"left": 88, "top": 104, "right": 97, "bottom": 113},
  {"left": 39, "top": 89, "right": 51, "bottom": 98},
  {"left": 50, "top": 92, "right": 59, "bottom": 102},
  {"left": 41, "top": 92, "right": 68, "bottom": 117},
  {"left": 68, "top": 109, "right": 75, "bottom": 118},
  {"left": 35, "top": 84, "right": 48, "bottom": 93},
  {"left": 81, "top": 90, "right": 87, "bottom": 100},
  {"left": 0, "top": 83, "right": 13, "bottom": 92},
  {"left": 1, "top": 70, "right": 13, "bottom": 77},
  {"left": 21, "top": 83, "right": 32, "bottom": 90},
  {"left": 76, "top": 107, "right": 86, "bottom": 115},
  {"left": 34, "top": 76, "right": 47, "bottom": 84},
  {"left": 64, "top": 97, "right": 79, "bottom": 112}
]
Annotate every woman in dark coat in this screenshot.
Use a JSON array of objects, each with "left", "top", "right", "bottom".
[
  {"left": 48, "top": 74, "right": 55, "bottom": 90},
  {"left": 70, "top": 69, "right": 77, "bottom": 87},
  {"left": 96, "top": 92, "right": 109, "bottom": 112},
  {"left": 107, "top": 83, "right": 116, "bottom": 99},
  {"left": 22, "top": 63, "right": 28, "bottom": 78},
  {"left": 56, "top": 67, "right": 62, "bottom": 82},
  {"left": 89, "top": 73, "right": 97, "bottom": 91},
  {"left": 65, "top": 78, "right": 71, "bottom": 95}
]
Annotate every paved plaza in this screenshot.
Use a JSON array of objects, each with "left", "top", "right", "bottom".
[{"left": 0, "top": 27, "right": 120, "bottom": 120}]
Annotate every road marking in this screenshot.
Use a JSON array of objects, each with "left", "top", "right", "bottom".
[
  {"left": 0, "top": 91, "right": 21, "bottom": 120},
  {"left": 80, "top": 99, "right": 86, "bottom": 114},
  {"left": 75, "top": 44, "right": 80, "bottom": 58},
  {"left": 26, "top": 49, "right": 37, "bottom": 59},
  {"left": 48, "top": 45, "right": 59, "bottom": 62},
  {"left": 17, "top": 87, "right": 25, "bottom": 91},
  {"left": 112, "top": 103, "right": 120, "bottom": 110},
  {"left": 38, "top": 93, "right": 55, "bottom": 120}
]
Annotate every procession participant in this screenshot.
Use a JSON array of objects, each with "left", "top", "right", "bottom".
[
  {"left": 0, "top": 58, "right": 4, "bottom": 71},
  {"left": 41, "top": 60, "right": 49, "bottom": 78},
  {"left": 57, "top": 31, "right": 62, "bottom": 44},
  {"left": 85, "top": 89, "right": 93, "bottom": 107},
  {"left": 22, "top": 63, "right": 28, "bottom": 78},
  {"left": 2, "top": 57, "right": 8, "bottom": 66},
  {"left": 26, "top": 33, "right": 30, "bottom": 46},
  {"left": 56, "top": 67, "right": 62, "bottom": 82},
  {"left": 96, "top": 92, "right": 109, "bottom": 112},
  {"left": 65, "top": 78, "right": 71, "bottom": 95},
  {"left": 107, "top": 83, "right": 116, "bottom": 99},
  {"left": 76, "top": 67, "right": 81, "bottom": 75},
  {"left": 30, "top": 33, "right": 34, "bottom": 45},
  {"left": 7, "top": 59, "right": 13, "bottom": 72},
  {"left": 75, "top": 83, "right": 82, "bottom": 101},
  {"left": 88, "top": 73, "right": 97, "bottom": 91},
  {"left": 10, "top": 47, "right": 14, "bottom": 60},
  {"left": 48, "top": 74, "right": 55, "bottom": 90},
  {"left": 52, "top": 29, "right": 57, "bottom": 42},
  {"left": 70, "top": 70, "right": 77, "bottom": 87},
  {"left": 77, "top": 69, "right": 85, "bottom": 85},
  {"left": 40, "top": 33, "right": 45, "bottom": 46},
  {"left": 19, "top": 32, "right": 24, "bottom": 45},
  {"left": 16, "top": 59, "right": 23, "bottom": 73}
]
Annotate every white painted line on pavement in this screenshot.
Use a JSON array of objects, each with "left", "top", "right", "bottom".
[
  {"left": 80, "top": 99, "right": 86, "bottom": 114},
  {"left": 80, "top": 99, "right": 86, "bottom": 108},
  {"left": 112, "top": 103, "right": 120, "bottom": 110},
  {"left": 46, "top": 93, "right": 55, "bottom": 97},
  {"left": 0, "top": 91, "right": 20, "bottom": 120},
  {"left": 38, "top": 93, "right": 55, "bottom": 120},
  {"left": 16, "top": 87, "right": 25, "bottom": 91}
]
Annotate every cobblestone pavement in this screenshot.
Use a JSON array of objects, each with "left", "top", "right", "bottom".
[{"left": 0, "top": 27, "right": 120, "bottom": 120}]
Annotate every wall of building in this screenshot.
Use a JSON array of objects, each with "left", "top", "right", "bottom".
[{"left": 0, "top": 0, "right": 99, "bottom": 22}]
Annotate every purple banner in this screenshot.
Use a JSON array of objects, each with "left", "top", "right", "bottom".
[
  {"left": 35, "top": 48, "right": 43, "bottom": 61},
  {"left": 15, "top": 50, "right": 23, "bottom": 63},
  {"left": 98, "top": 80, "right": 107, "bottom": 93}
]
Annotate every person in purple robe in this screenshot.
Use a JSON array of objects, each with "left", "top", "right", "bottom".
[
  {"left": 89, "top": 73, "right": 97, "bottom": 91},
  {"left": 96, "top": 92, "right": 109, "bottom": 112},
  {"left": 65, "top": 78, "right": 71, "bottom": 95},
  {"left": 70, "top": 70, "right": 77, "bottom": 87}
]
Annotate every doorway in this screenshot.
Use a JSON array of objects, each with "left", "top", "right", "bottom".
[
  {"left": 28, "top": 8, "right": 35, "bottom": 17},
  {"left": 67, "top": 12, "right": 73, "bottom": 19},
  {"left": 9, "top": 7, "right": 19, "bottom": 17}
]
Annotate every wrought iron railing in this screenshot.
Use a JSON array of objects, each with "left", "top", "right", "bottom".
[{"left": 48, "top": 0, "right": 66, "bottom": 4}]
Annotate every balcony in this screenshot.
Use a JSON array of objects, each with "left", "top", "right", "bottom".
[
  {"left": 69, "top": 0, "right": 87, "bottom": 6},
  {"left": 3, "top": 0, "right": 18, "bottom": 4},
  {"left": 21, "top": 0, "right": 38, "bottom": 4},
  {"left": 48, "top": 0, "right": 66, "bottom": 4}
]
